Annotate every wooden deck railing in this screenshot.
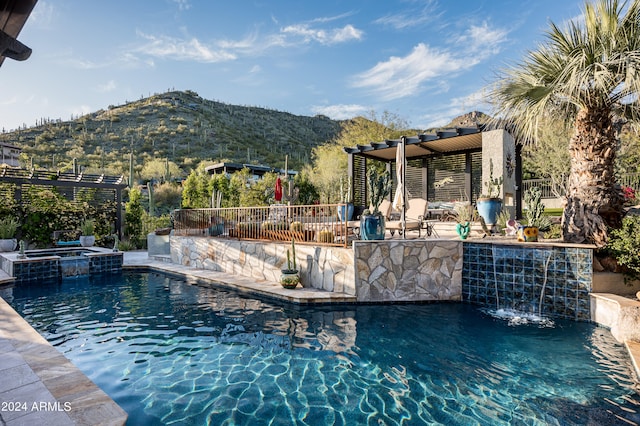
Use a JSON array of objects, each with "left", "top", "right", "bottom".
[{"left": 172, "top": 204, "right": 354, "bottom": 247}]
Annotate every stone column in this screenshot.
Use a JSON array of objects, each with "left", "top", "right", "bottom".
[{"left": 481, "top": 129, "right": 517, "bottom": 218}]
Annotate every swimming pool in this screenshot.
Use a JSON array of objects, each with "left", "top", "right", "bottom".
[{"left": 8, "top": 272, "right": 640, "bottom": 425}]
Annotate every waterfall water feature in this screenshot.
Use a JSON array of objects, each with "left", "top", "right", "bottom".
[
  {"left": 538, "top": 252, "right": 553, "bottom": 315},
  {"left": 59, "top": 256, "right": 90, "bottom": 278},
  {"left": 488, "top": 244, "right": 555, "bottom": 327}
]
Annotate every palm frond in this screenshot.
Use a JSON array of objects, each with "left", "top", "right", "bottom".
[{"left": 488, "top": 0, "right": 640, "bottom": 143}]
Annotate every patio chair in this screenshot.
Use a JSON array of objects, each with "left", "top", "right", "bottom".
[{"left": 386, "top": 198, "right": 429, "bottom": 237}]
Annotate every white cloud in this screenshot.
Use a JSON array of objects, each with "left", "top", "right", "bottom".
[
  {"left": 374, "top": 0, "right": 442, "bottom": 30},
  {"left": 135, "top": 31, "right": 237, "bottom": 63},
  {"left": 351, "top": 18, "right": 509, "bottom": 101},
  {"left": 29, "top": 1, "right": 56, "bottom": 28},
  {"left": 456, "top": 22, "right": 508, "bottom": 54},
  {"left": 70, "top": 104, "right": 92, "bottom": 118},
  {"left": 128, "top": 13, "right": 363, "bottom": 64},
  {"left": 281, "top": 24, "right": 363, "bottom": 45},
  {"left": 351, "top": 43, "right": 473, "bottom": 101},
  {"left": 0, "top": 96, "right": 20, "bottom": 106},
  {"left": 416, "top": 88, "right": 493, "bottom": 129},
  {"left": 171, "top": 0, "right": 191, "bottom": 11},
  {"left": 97, "top": 80, "right": 117, "bottom": 93},
  {"left": 311, "top": 104, "right": 369, "bottom": 120}
]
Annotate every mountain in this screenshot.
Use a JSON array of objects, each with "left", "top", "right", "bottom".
[
  {"left": 0, "top": 90, "right": 343, "bottom": 176},
  {"left": 0, "top": 89, "right": 492, "bottom": 179},
  {"left": 441, "top": 111, "right": 491, "bottom": 129}
]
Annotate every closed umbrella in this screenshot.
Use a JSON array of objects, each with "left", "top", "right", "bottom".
[
  {"left": 392, "top": 137, "right": 406, "bottom": 237},
  {"left": 275, "top": 177, "right": 283, "bottom": 202}
]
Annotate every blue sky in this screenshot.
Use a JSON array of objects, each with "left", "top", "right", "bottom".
[{"left": 1, "top": 0, "right": 586, "bottom": 132}]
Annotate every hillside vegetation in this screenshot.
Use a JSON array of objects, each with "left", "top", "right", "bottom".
[{"left": 0, "top": 90, "right": 344, "bottom": 178}]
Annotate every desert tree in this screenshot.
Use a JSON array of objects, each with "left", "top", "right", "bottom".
[{"left": 489, "top": 0, "right": 640, "bottom": 246}]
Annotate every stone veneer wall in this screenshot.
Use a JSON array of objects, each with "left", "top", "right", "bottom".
[
  {"left": 352, "top": 240, "right": 463, "bottom": 302},
  {"left": 170, "top": 236, "right": 356, "bottom": 295}
]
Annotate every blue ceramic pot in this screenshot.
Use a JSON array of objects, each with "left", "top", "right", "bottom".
[
  {"left": 360, "top": 213, "right": 385, "bottom": 240},
  {"left": 337, "top": 203, "right": 354, "bottom": 221},
  {"left": 476, "top": 198, "right": 502, "bottom": 226}
]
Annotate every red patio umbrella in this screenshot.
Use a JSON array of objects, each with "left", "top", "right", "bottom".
[{"left": 275, "top": 177, "right": 283, "bottom": 202}]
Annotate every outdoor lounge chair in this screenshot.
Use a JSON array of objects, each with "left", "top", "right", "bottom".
[{"left": 386, "top": 197, "right": 429, "bottom": 237}]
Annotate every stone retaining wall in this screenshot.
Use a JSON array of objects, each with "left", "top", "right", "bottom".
[
  {"left": 170, "top": 236, "right": 356, "bottom": 295},
  {"left": 353, "top": 240, "right": 462, "bottom": 302}
]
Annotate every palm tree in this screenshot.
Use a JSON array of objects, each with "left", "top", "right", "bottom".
[{"left": 490, "top": 0, "right": 640, "bottom": 246}]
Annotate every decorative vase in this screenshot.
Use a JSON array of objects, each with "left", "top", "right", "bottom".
[
  {"left": 337, "top": 203, "right": 354, "bottom": 221},
  {"left": 280, "top": 270, "right": 300, "bottom": 289},
  {"left": 360, "top": 213, "right": 385, "bottom": 240},
  {"left": 79, "top": 235, "right": 95, "bottom": 247},
  {"left": 0, "top": 238, "right": 17, "bottom": 252},
  {"left": 476, "top": 198, "right": 502, "bottom": 226},
  {"left": 517, "top": 226, "right": 539, "bottom": 242},
  {"left": 455, "top": 222, "right": 471, "bottom": 240}
]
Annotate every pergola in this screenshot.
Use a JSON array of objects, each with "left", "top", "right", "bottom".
[
  {"left": 0, "top": 168, "right": 128, "bottom": 238},
  {"left": 344, "top": 125, "right": 522, "bottom": 218}
]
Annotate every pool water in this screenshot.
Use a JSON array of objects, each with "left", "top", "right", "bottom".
[{"left": 8, "top": 272, "right": 640, "bottom": 425}]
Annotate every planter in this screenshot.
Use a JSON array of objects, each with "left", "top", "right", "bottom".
[
  {"left": 79, "top": 235, "right": 95, "bottom": 247},
  {"left": 360, "top": 213, "right": 386, "bottom": 240},
  {"left": 280, "top": 270, "right": 300, "bottom": 289},
  {"left": 0, "top": 238, "right": 17, "bottom": 252},
  {"left": 476, "top": 198, "right": 502, "bottom": 226},
  {"left": 209, "top": 222, "right": 225, "bottom": 236},
  {"left": 337, "top": 203, "right": 354, "bottom": 221},
  {"left": 517, "top": 226, "right": 539, "bottom": 242},
  {"left": 455, "top": 222, "right": 471, "bottom": 240}
]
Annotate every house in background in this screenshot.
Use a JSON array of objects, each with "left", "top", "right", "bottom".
[
  {"left": 0, "top": 141, "right": 21, "bottom": 167},
  {"left": 205, "top": 162, "right": 297, "bottom": 181}
]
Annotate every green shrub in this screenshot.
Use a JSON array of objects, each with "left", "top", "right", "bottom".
[
  {"left": 141, "top": 211, "right": 171, "bottom": 236},
  {"left": 543, "top": 223, "right": 562, "bottom": 240},
  {"left": 0, "top": 217, "right": 19, "bottom": 239},
  {"left": 125, "top": 187, "right": 144, "bottom": 248},
  {"left": 20, "top": 187, "right": 85, "bottom": 247},
  {"left": 606, "top": 215, "right": 640, "bottom": 280},
  {"left": 80, "top": 219, "right": 95, "bottom": 235},
  {"left": 117, "top": 238, "right": 136, "bottom": 251}
]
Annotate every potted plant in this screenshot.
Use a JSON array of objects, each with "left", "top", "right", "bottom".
[
  {"left": 454, "top": 202, "right": 473, "bottom": 240},
  {"left": 360, "top": 170, "right": 391, "bottom": 240},
  {"left": 79, "top": 219, "right": 96, "bottom": 247},
  {"left": 337, "top": 176, "right": 354, "bottom": 221},
  {"left": 0, "top": 217, "right": 19, "bottom": 252},
  {"left": 476, "top": 159, "right": 503, "bottom": 226},
  {"left": 518, "top": 186, "right": 551, "bottom": 242},
  {"left": 280, "top": 238, "right": 300, "bottom": 289}
]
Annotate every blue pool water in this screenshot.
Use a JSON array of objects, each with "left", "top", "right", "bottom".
[{"left": 7, "top": 272, "right": 640, "bottom": 425}]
